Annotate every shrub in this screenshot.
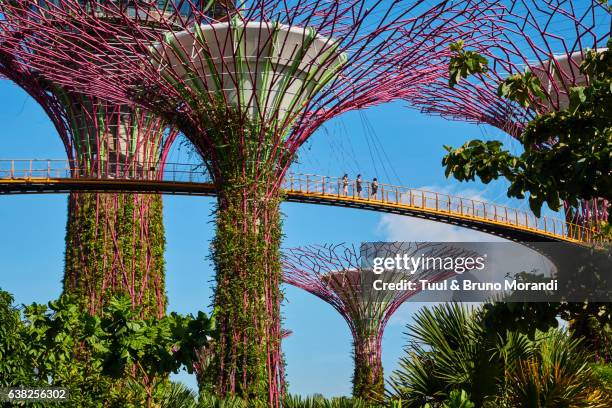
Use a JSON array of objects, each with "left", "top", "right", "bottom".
[{"left": 388, "top": 303, "right": 611, "bottom": 408}]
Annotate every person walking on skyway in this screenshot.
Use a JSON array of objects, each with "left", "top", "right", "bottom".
[
  {"left": 371, "top": 178, "right": 378, "bottom": 198},
  {"left": 356, "top": 174, "right": 363, "bottom": 197},
  {"left": 342, "top": 173, "right": 349, "bottom": 195}
]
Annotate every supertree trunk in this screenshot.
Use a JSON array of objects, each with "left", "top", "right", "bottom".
[
  {"left": 54, "top": 89, "right": 171, "bottom": 317},
  {"left": 0, "top": 0, "right": 505, "bottom": 402},
  {"left": 211, "top": 185, "right": 283, "bottom": 403},
  {"left": 353, "top": 333, "right": 384, "bottom": 400},
  {"left": 64, "top": 192, "right": 166, "bottom": 317},
  {"left": 199, "top": 119, "right": 285, "bottom": 403}
]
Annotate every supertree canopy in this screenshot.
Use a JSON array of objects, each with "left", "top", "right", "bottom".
[
  {"left": 409, "top": 0, "right": 611, "bottom": 229},
  {"left": 283, "top": 243, "right": 478, "bottom": 400},
  {"left": 0, "top": 3, "right": 188, "bottom": 317},
  {"left": 0, "top": 0, "right": 501, "bottom": 402}
]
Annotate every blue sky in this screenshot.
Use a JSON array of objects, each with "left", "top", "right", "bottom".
[{"left": 0, "top": 80, "right": 548, "bottom": 396}]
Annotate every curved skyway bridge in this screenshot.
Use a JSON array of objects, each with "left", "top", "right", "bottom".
[{"left": 0, "top": 159, "right": 600, "bottom": 245}]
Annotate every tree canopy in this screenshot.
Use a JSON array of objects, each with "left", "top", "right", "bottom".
[{"left": 444, "top": 39, "right": 612, "bottom": 217}]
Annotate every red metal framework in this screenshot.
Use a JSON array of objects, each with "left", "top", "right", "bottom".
[
  {"left": 0, "top": 5, "right": 181, "bottom": 317},
  {"left": 0, "top": 0, "right": 503, "bottom": 403},
  {"left": 408, "top": 0, "right": 611, "bottom": 227},
  {"left": 283, "top": 242, "right": 478, "bottom": 399},
  {"left": 0, "top": 0, "right": 504, "bottom": 185}
]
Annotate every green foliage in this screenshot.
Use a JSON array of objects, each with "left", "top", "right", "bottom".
[
  {"left": 595, "top": 221, "right": 612, "bottom": 240},
  {"left": 591, "top": 363, "right": 612, "bottom": 391},
  {"left": 388, "top": 303, "right": 610, "bottom": 408},
  {"left": 157, "top": 382, "right": 198, "bottom": 408},
  {"left": 198, "top": 392, "right": 256, "bottom": 407},
  {"left": 0, "top": 290, "right": 31, "bottom": 387},
  {"left": 560, "top": 302, "right": 612, "bottom": 362},
  {"left": 282, "top": 394, "right": 384, "bottom": 407},
  {"left": 442, "top": 127, "right": 612, "bottom": 216},
  {"left": 442, "top": 390, "right": 474, "bottom": 408},
  {"left": 163, "top": 393, "right": 395, "bottom": 408},
  {"left": 442, "top": 139, "right": 518, "bottom": 183},
  {"left": 500, "top": 330, "right": 610, "bottom": 407},
  {"left": 443, "top": 40, "right": 612, "bottom": 216},
  {"left": 0, "top": 288, "right": 213, "bottom": 408},
  {"left": 64, "top": 192, "right": 166, "bottom": 316},
  {"left": 388, "top": 304, "right": 501, "bottom": 407},
  {"left": 0, "top": 291, "right": 122, "bottom": 407},
  {"left": 423, "top": 390, "right": 475, "bottom": 408},
  {"left": 448, "top": 41, "right": 488, "bottom": 88},
  {"left": 497, "top": 69, "right": 546, "bottom": 107},
  {"left": 85, "top": 296, "right": 213, "bottom": 407},
  {"left": 482, "top": 302, "right": 559, "bottom": 341}
]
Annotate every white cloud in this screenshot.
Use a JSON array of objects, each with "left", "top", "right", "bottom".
[
  {"left": 376, "top": 184, "right": 508, "bottom": 242},
  {"left": 374, "top": 185, "right": 509, "bottom": 324},
  {"left": 377, "top": 214, "right": 502, "bottom": 242}
]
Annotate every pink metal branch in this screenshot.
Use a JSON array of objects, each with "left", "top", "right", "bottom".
[
  {"left": 282, "top": 242, "right": 480, "bottom": 396},
  {"left": 0, "top": 13, "right": 179, "bottom": 178},
  {"left": 410, "top": 0, "right": 609, "bottom": 132},
  {"left": 0, "top": 0, "right": 503, "bottom": 188},
  {"left": 283, "top": 243, "right": 477, "bottom": 343},
  {"left": 404, "top": 0, "right": 611, "bottom": 226},
  {"left": 1, "top": 6, "right": 181, "bottom": 317}
]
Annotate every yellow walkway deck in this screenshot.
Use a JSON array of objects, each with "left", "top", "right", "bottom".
[{"left": 0, "top": 160, "right": 597, "bottom": 244}]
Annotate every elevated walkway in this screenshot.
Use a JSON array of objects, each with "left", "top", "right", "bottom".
[{"left": 0, "top": 159, "right": 598, "bottom": 244}]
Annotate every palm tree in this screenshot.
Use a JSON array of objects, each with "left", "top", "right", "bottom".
[
  {"left": 499, "top": 330, "right": 610, "bottom": 408},
  {"left": 388, "top": 303, "right": 610, "bottom": 407}
]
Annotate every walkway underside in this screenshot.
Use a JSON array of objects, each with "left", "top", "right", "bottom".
[{"left": 0, "top": 160, "right": 598, "bottom": 245}]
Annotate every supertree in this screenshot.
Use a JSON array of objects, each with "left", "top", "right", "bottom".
[
  {"left": 283, "top": 242, "right": 478, "bottom": 400},
  {"left": 408, "top": 0, "right": 611, "bottom": 229},
  {"left": 0, "top": 3, "right": 191, "bottom": 317},
  {"left": 0, "top": 0, "right": 502, "bottom": 402}
]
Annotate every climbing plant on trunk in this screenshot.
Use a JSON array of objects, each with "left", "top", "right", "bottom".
[{"left": 0, "top": 0, "right": 501, "bottom": 403}]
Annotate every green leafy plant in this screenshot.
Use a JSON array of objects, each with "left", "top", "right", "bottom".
[
  {"left": 0, "top": 289, "right": 31, "bottom": 387},
  {"left": 497, "top": 69, "right": 546, "bottom": 107},
  {"left": 0, "top": 288, "right": 213, "bottom": 408},
  {"left": 482, "top": 302, "right": 559, "bottom": 341},
  {"left": 592, "top": 363, "right": 612, "bottom": 392},
  {"left": 423, "top": 390, "right": 475, "bottom": 408},
  {"left": 448, "top": 40, "right": 489, "bottom": 88},
  {"left": 388, "top": 304, "right": 501, "bottom": 407},
  {"left": 443, "top": 40, "right": 612, "bottom": 216},
  {"left": 282, "top": 394, "right": 382, "bottom": 407},
  {"left": 388, "top": 303, "right": 610, "bottom": 408},
  {"left": 85, "top": 297, "right": 214, "bottom": 406},
  {"left": 559, "top": 302, "right": 612, "bottom": 362},
  {"left": 500, "top": 330, "right": 610, "bottom": 407}
]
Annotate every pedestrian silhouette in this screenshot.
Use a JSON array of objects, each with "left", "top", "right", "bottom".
[
  {"left": 342, "top": 173, "right": 349, "bottom": 195},
  {"left": 371, "top": 177, "right": 378, "bottom": 198},
  {"left": 356, "top": 174, "right": 362, "bottom": 197}
]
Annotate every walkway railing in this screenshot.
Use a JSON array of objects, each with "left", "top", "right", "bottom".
[
  {"left": 0, "top": 159, "right": 599, "bottom": 244},
  {"left": 0, "top": 159, "right": 209, "bottom": 183},
  {"left": 283, "top": 175, "right": 597, "bottom": 244}
]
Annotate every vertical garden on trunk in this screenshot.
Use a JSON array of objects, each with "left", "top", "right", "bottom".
[
  {"left": 0, "top": 6, "right": 179, "bottom": 317},
  {"left": 0, "top": 0, "right": 501, "bottom": 402}
]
